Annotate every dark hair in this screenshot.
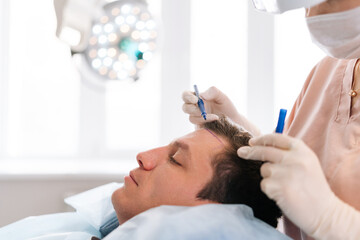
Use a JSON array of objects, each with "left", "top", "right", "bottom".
[{"left": 197, "top": 116, "right": 281, "bottom": 228}]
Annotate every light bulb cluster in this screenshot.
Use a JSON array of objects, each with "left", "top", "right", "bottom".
[{"left": 85, "top": 0, "right": 157, "bottom": 80}]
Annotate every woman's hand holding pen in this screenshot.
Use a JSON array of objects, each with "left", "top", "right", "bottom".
[{"left": 182, "top": 86, "right": 261, "bottom": 136}]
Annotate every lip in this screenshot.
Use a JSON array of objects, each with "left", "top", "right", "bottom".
[{"left": 129, "top": 171, "right": 138, "bottom": 186}]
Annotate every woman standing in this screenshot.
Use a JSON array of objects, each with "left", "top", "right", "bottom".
[{"left": 182, "top": 0, "right": 360, "bottom": 239}]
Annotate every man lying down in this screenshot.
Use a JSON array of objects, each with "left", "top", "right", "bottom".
[{"left": 0, "top": 116, "right": 290, "bottom": 240}]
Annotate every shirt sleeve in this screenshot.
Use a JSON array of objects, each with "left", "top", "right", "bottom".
[{"left": 284, "top": 60, "right": 321, "bottom": 134}]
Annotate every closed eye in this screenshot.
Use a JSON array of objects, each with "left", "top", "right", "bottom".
[{"left": 169, "top": 156, "right": 182, "bottom": 166}]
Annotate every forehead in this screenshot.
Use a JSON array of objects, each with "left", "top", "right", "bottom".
[{"left": 173, "top": 129, "right": 226, "bottom": 162}]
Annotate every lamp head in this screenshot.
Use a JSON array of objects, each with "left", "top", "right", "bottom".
[{"left": 54, "top": 0, "right": 158, "bottom": 81}]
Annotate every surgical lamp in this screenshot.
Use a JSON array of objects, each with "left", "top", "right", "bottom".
[{"left": 54, "top": 0, "right": 157, "bottom": 81}]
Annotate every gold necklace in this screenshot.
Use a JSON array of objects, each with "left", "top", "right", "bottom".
[{"left": 349, "top": 60, "right": 360, "bottom": 97}]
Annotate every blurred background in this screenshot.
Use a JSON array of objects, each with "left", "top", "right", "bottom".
[{"left": 0, "top": 0, "right": 324, "bottom": 226}]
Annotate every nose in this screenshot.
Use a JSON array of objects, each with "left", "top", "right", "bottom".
[{"left": 136, "top": 150, "right": 158, "bottom": 171}]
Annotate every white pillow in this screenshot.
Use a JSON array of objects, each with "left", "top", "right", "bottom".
[
  {"left": 65, "top": 182, "right": 122, "bottom": 230},
  {"left": 104, "top": 204, "right": 291, "bottom": 240}
]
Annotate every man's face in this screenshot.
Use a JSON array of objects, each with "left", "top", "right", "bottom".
[{"left": 112, "top": 129, "right": 226, "bottom": 224}]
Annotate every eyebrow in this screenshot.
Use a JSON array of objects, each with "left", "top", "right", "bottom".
[
  {"left": 173, "top": 140, "right": 190, "bottom": 151},
  {"left": 170, "top": 140, "right": 192, "bottom": 165}
]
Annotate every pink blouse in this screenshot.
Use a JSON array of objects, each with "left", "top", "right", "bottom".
[{"left": 283, "top": 56, "right": 360, "bottom": 239}]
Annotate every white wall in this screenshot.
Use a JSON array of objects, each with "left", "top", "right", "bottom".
[
  {"left": 0, "top": 175, "right": 123, "bottom": 227},
  {"left": 0, "top": 0, "right": 328, "bottom": 229}
]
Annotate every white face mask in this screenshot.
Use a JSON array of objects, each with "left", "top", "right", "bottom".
[{"left": 306, "top": 6, "right": 360, "bottom": 59}]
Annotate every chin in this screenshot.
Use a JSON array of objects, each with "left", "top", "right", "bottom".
[
  {"left": 111, "top": 187, "right": 125, "bottom": 215},
  {"left": 111, "top": 187, "right": 142, "bottom": 224},
  {"left": 111, "top": 186, "right": 124, "bottom": 204}
]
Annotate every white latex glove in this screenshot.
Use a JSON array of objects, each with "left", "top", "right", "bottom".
[
  {"left": 237, "top": 134, "right": 360, "bottom": 240},
  {"left": 182, "top": 86, "right": 261, "bottom": 136}
]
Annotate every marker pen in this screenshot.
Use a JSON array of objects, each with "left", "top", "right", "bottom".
[
  {"left": 275, "top": 109, "right": 287, "bottom": 134},
  {"left": 193, "top": 85, "right": 207, "bottom": 120}
]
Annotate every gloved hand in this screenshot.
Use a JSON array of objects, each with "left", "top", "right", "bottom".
[
  {"left": 182, "top": 86, "right": 261, "bottom": 136},
  {"left": 237, "top": 134, "right": 360, "bottom": 240}
]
